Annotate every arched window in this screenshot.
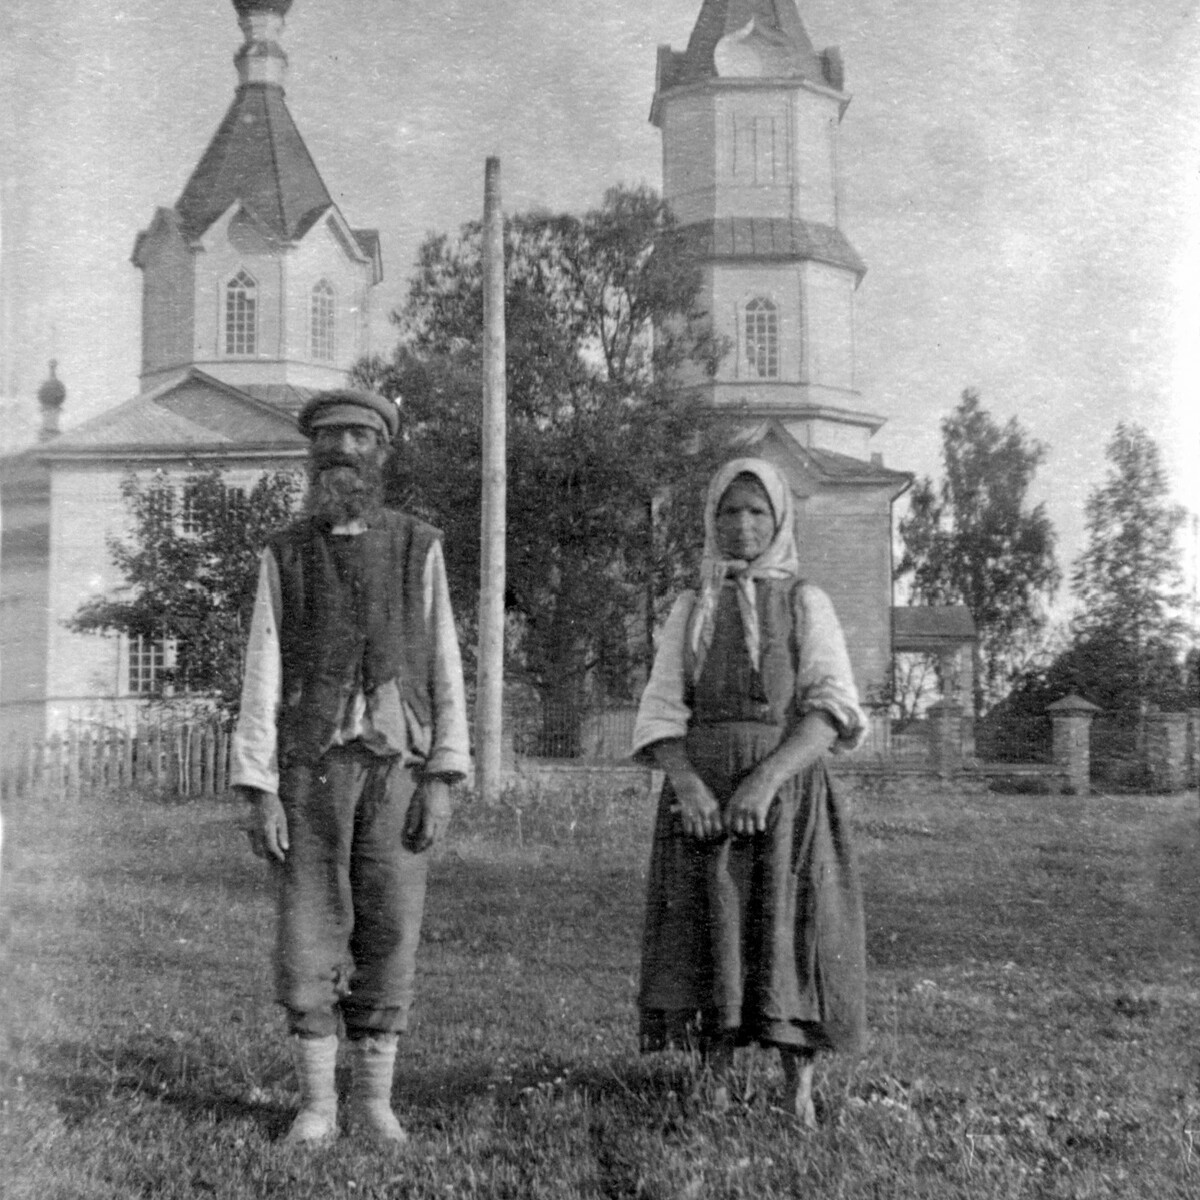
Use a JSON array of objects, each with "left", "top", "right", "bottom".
[
  {"left": 743, "top": 297, "right": 779, "bottom": 379},
  {"left": 311, "top": 279, "right": 336, "bottom": 361},
  {"left": 224, "top": 269, "right": 257, "bottom": 355}
]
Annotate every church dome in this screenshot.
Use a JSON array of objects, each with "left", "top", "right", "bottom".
[{"left": 38, "top": 360, "right": 66, "bottom": 410}]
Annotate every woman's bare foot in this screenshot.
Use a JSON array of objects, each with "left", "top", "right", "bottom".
[
  {"left": 691, "top": 1035, "right": 735, "bottom": 1112},
  {"left": 780, "top": 1047, "right": 817, "bottom": 1129}
]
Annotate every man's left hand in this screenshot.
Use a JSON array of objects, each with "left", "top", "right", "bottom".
[{"left": 405, "top": 779, "right": 452, "bottom": 852}]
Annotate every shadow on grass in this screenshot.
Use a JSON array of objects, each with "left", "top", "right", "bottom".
[{"left": 28, "top": 1037, "right": 292, "bottom": 1139}]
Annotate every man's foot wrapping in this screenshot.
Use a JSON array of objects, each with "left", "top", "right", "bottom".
[
  {"left": 284, "top": 1034, "right": 339, "bottom": 1146},
  {"left": 349, "top": 1034, "right": 408, "bottom": 1143}
]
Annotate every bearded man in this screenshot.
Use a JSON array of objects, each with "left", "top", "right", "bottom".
[{"left": 231, "top": 388, "right": 469, "bottom": 1146}]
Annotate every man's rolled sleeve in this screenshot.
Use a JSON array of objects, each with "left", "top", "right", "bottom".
[
  {"left": 420, "top": 540, "right": 471, "bottom": 781},
  {"left": 630, "top": 592, "right": 696, "bottom": 761},
  {"left": 230, "top": 550, "right": 282, "bottom": 794}
]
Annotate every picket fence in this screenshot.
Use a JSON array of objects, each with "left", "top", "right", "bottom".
[{"left": 0, "top": 718, "right": 233, "bottom": 804}]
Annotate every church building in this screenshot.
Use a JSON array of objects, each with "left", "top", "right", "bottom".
[
  {"left": 3, "top": 0, "right": 934, "bottom": 747},
  {"left": 652, "top": 0, "right": 911, "bottom": 707},
  {"left": 0, "top": 0, "right": 380, "bottom": 739}
]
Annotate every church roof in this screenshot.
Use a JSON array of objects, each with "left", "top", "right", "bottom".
[
  {"left": 37, "top": 370, "right": 308, "bottom": 461},
  {"left": 802, "top": 445, "right": 910, "bottom": 486},
  {"left": 734, "top": 419, "right": 913, "bottom": 494},
  {"left": 660, "top": 0, "right": 827, "bottom": 91},
  {"left": 674, "top": 217, "right": 866, "bottom": 277},
  {"left": 176, "top": 82, "right": 333, "bottom": 243},
  {"left": 892, "top": 606, "right": 978, "bottom": 648}
]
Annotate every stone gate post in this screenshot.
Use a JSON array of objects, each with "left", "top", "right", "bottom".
[
  {"left": 1047, "top": 693, "right": 1100, "bottom": 795},
  {"left": 1145, "top": 711, "right": 1188, "bottom": 792},
  {"left": 926, "top": 700, "right": 962, "bottom": 780}
]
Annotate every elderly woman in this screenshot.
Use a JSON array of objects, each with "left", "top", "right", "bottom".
[{"left": 632, "top": 457, "right": 867, "bottom": 1126}]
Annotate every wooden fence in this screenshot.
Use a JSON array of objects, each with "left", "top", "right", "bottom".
[{"left": 1, "top": 718, "right": 233, "bottom": 804}]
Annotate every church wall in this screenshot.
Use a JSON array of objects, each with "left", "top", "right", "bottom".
[
  {"left": 709, "top": 261, "right": 802, "bottom": 383},
  {"left": 793, "top": 484, "right": 895, "bottom": 706},
  {"left": 712, "top": 90, "right": 794, "bottom": 221},
  {"left": 789, "top": 90, "right": 838, "bottom": 226},
  {"left": 140, "top": 228, "right": 196, "bottom": 380},
  {"left": 0, "top": 462, "right": 52, "bottom": 741},
  {"left": 41, "top": 457, "right": 302, "bottom": 733},
  {"left": 802, "top": 261, "right": 856, "bottom": 391},
  {"left": 190, "top": 210, "right": 285, "bottom": 383},
  {"left": 44, "top": 463, "right": 129, "bottom": 724},
  {"left": 661, "top": 85, "right": 841, "bottom": 228},
  {"left": 661, "top": 92, "right": 717, "bottom": 225},
  {"left": 286, "top": 222, "right": 372, "bottom": 375}
]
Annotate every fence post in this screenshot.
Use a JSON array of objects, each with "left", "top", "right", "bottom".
[
  {"left": 1047, "top": 693, "right": 1099, "bottom": 796},
  {"left": 1186, "top": 708, "right": 1200, "bottom": 790},
  {"left": 926, "top": 701, "right": 962, "bottom": 780},
  {"left": 1144, "top": 712, "right": 1188, "bottom": 793}
]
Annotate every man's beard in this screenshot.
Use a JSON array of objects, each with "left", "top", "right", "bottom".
[{"left": 304, "top": 449, "right": 387, "bottom": 526}]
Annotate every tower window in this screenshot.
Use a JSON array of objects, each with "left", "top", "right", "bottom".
[
  {"left": 224, "top": 269, "right": 257, "bottom": 355},
  {"left": 311, "top": 280, "right": 336, "bottom": 361},
  {"left": 743, "top": 298, "right": 779, "bottom": 379}
]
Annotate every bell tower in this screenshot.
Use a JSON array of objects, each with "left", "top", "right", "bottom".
[
  {"left": 653, "top": 0, "right": 882, "bottom": 458},
  {"left": 131, "top": 0, "right": 382, "bottom": 396}
]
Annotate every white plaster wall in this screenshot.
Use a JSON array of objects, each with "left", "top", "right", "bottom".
[
  {"left": 286, "top": 219, "right": 372, "bottom": 372},
  {"left": 708, "top": 262, "right": 801, "bottom": 382},
  {"left": 662, "top": 92, "right": 717, "bottom": 225},
  {"left": 191, "top": 208, "right": 284, "bottom": 378},
  {"left": 803, "top": 261, "right": 855, "bottom": 391},
  {"left": 662, "top": 85, "right": 842, "bottom": 228},
  {"left": 43, "top": 458, "right": 302, "bottom": 731},
  {"left": 45, "top": 463, "right": 129, "bottom": 708},
  {"left": 790, "top": 91, "right": 839, "bottom": 226},
  {"left": 713, "top": 90, "right": 793, "bottom": 220}
]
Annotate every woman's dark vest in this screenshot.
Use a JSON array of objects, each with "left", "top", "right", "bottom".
[
  {"left": 269, "top": 510, "right": 440, "bottom": 767},
  {"left": 688, "top": 580, "right": 800, "bottom": 727}
]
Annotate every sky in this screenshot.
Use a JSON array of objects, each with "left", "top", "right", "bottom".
[{"left": 2, "top": 0, "right": 1198, "bottom": 600}]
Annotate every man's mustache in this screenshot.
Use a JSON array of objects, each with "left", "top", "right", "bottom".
[{"left": 313, "top": 452, "right": 363, "bottom": 471}]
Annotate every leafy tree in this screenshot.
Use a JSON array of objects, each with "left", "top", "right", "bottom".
[
  {"left": 896, "top": 389, "right": 1060, "bottom": 715},
  {"left": 1068, "top": 422, "right": 1189, "bottom": 711},
  {"left": 356, "top": 184, "right": 729, "bottom": 750},
  {"left": 71, "top": 465, "right": 301, "bottom": 715}
]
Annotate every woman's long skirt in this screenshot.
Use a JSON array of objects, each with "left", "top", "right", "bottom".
[{"left": 638, "top": 721, "right": 865, "bottom": 1053}]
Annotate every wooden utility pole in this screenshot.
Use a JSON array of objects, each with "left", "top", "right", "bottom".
[{"left": 475, "top": 157, "right": 507, "bottom": 801}]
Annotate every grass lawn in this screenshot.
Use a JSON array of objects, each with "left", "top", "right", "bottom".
[{"left": 1, "top": 777, "right": 1197, "bottom": 1199}]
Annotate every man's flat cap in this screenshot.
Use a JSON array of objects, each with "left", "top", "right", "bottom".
[{"left": 298, "top": 388, "right": 399, "bottom": 442}]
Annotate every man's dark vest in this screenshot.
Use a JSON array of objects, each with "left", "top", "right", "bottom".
[{"left": 269, "top": 510, "right": 441, "bottom": 767}]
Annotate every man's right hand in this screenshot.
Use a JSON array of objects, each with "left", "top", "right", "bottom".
[{"left": 239, "top": 787, "right": 289, "bottom": 862}]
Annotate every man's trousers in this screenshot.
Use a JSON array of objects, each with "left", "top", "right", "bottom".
[{"left": 274, "top": 743, "right": 428, "bottom": 1038}]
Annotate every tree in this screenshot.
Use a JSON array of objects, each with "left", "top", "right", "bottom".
[
  {"left": 896, "top": 389, "right": 1060, "bottom": 715},
  {"left": 1068, "top": 422, "right": 1189, "bottom": 711},
  {"left": 71, "top": 465, "right": 301, "bottom": 715},
  {"left": 356, "top": 185, "right": 729, "bottom": 750}
]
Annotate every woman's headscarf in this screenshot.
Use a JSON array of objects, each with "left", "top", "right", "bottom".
[{"left": 688, "top": 457, "right": 799, "bottom": 679}]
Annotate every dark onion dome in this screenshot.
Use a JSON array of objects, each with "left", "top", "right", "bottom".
[
  {"left": 232, "top": 0, "right": 294, "bottom": 17},
  {"left": 38, "top": 360, "right": 66, "bottom": 410}
]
